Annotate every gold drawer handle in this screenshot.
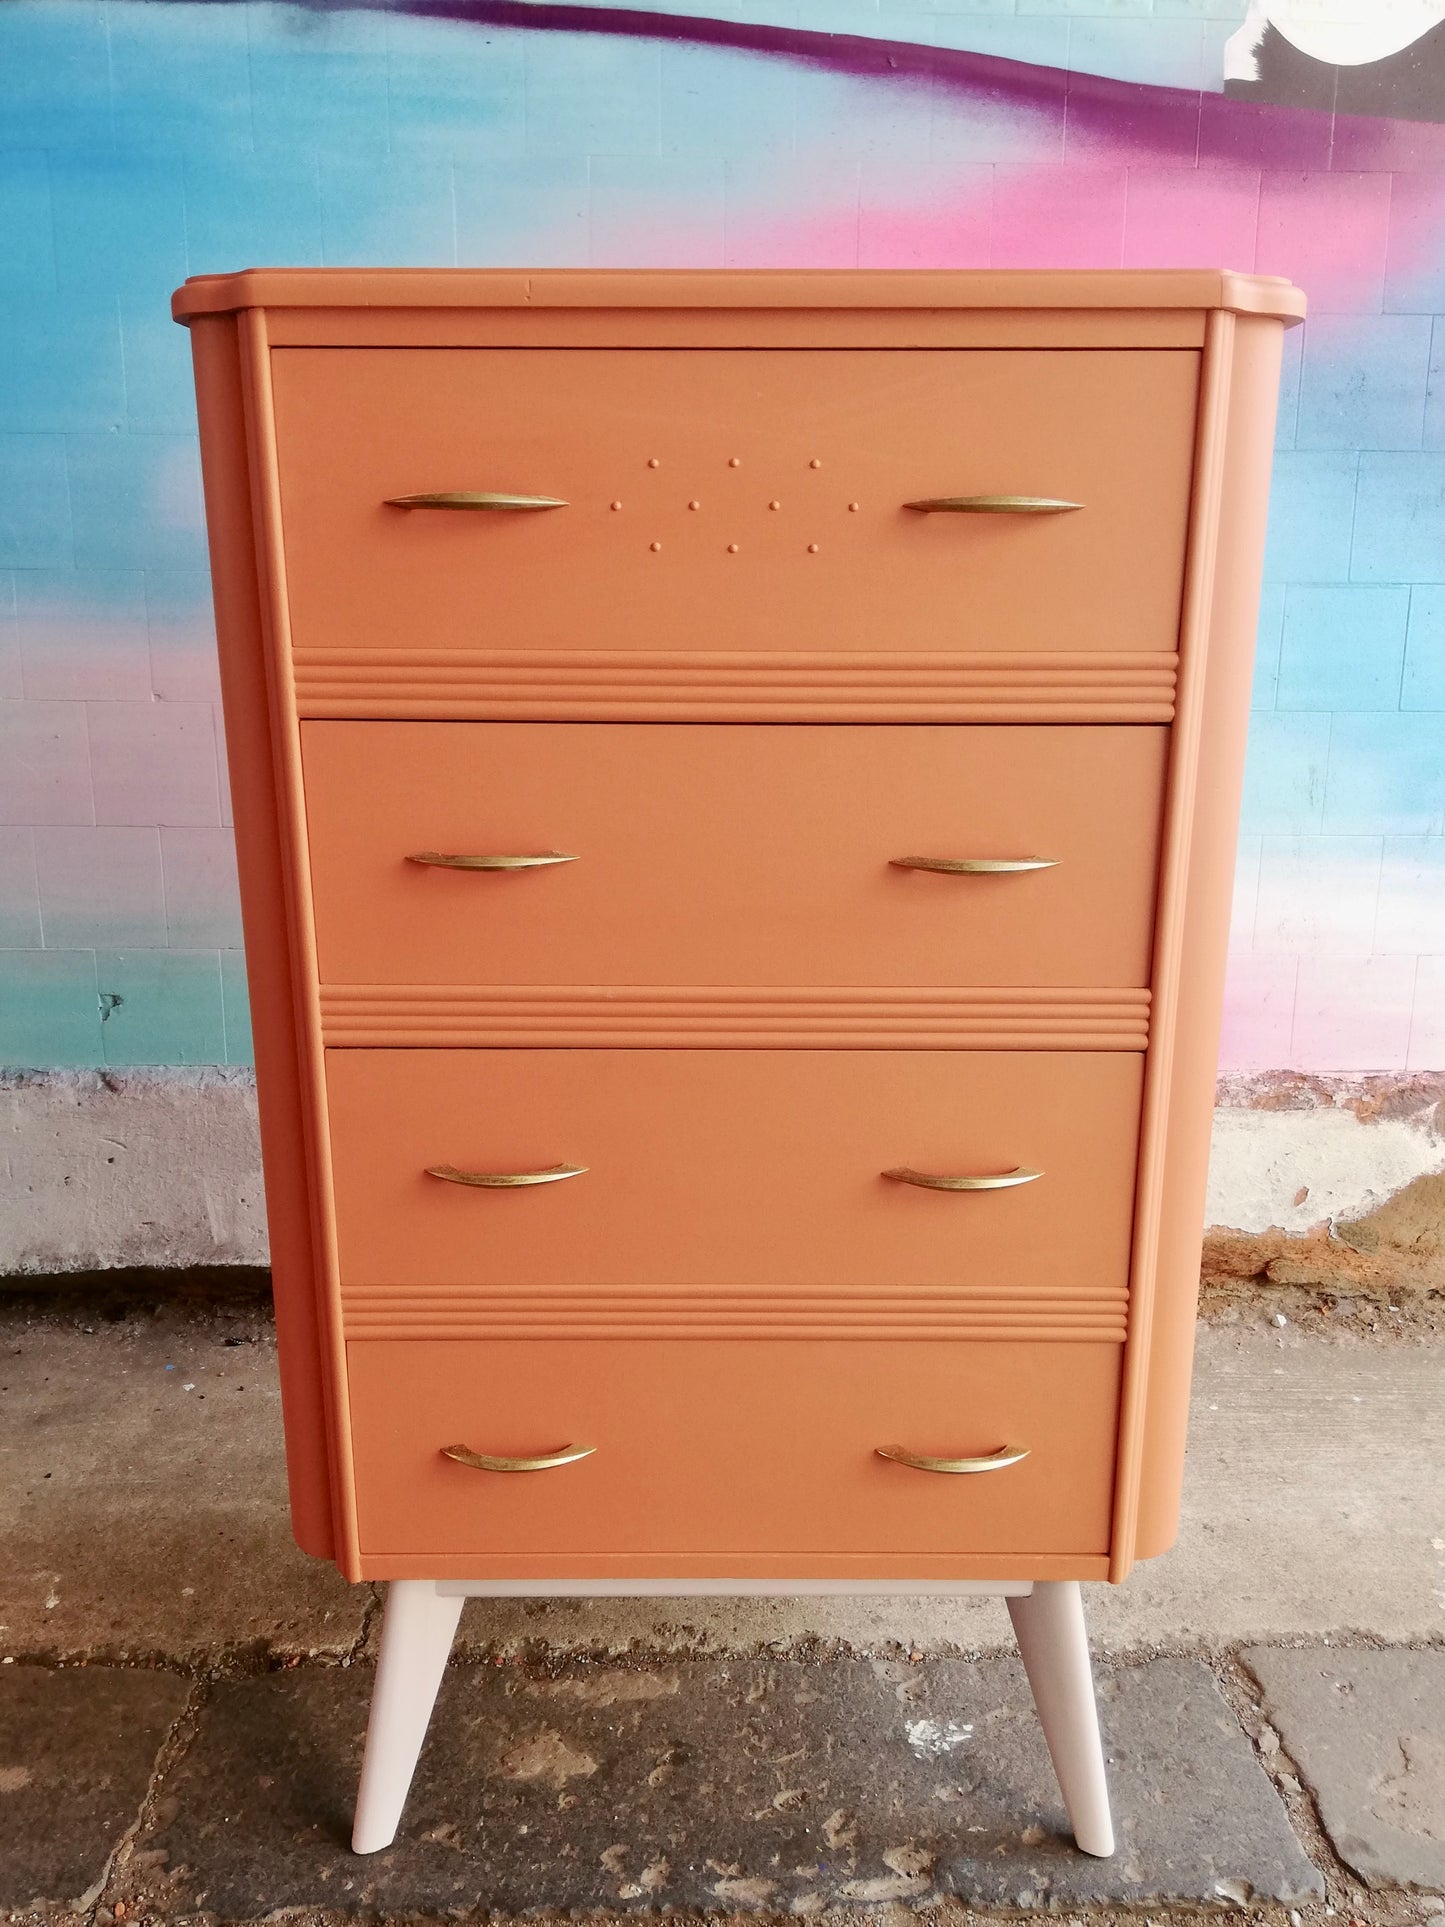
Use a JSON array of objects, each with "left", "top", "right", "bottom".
[
  {"left": 903, "top": 495, "right": 1081, "bottom": 514},
  {"left": 891, "top": 856, "right": 1058, "bottom": 875},
  {"left": 442, "top": 1442, "right": 596, "bottom": 1473},
  {"left": 385, "top": 492, "right": 568, "bottom": 511},
  {"left": 877, "top": 1443, "right": 1029, "bottom": 1474},
  {"left": 407, "top": 850, "right": 578, "bottom": 871},
  {"left": 882, "top": 1165, "right": 1042, "bottom": 1191},
  {"left": 426, "top": 1163, "right": 587, "bottom": 1188}
]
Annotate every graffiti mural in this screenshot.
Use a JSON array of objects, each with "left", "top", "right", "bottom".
[
  {"left": 0, "top": 0, "right": 1441, "bottom": 1073},
  {"left": 1226, "top": 2, "right": 1445, "bottom": 118}
]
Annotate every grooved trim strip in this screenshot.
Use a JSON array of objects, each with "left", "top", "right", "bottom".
[
  {"left": 319, "top": 985, "right": 1153, "bottom": 1051},
  {"left": 292, "top": 648, "right": 1178, "bottom": 722},
  {"left": 341, "top": 1286, "right": 1130, "bottom": 1343}
]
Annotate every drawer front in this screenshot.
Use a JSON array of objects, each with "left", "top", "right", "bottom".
[
  {"left": 272, "top": 348, "right": 1198, "bottom": 657},
  {"left": 326, "top": 1049, "right": 1142, "bottom": 1293},
  {"left": 347, "top": 1337, "right": 1121, "bottom": 1562},
  {"left": 303, "top": 722, "right": 1166, "bottom": 992}
]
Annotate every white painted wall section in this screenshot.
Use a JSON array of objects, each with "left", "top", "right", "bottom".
[
  {"left": 2, "top": 1070, "right": 1441, "bottom": 1272},
  {"left": 1206, "top": 1104, "right": 1445, "bottom": 1235}
]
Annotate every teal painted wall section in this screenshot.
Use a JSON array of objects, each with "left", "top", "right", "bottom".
[{"left": 1, "top": 0, "right": 1443, "bottom": 1071}]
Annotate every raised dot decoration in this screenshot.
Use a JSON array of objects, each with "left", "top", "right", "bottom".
[
  {"left": 809, "top": 458, "right": 822, "bottom": 469},
  {"left": 610, "top": 500, "right": 623, "bottom": 512},
  {"left": 647, "top": 457, "right": 661, "bottom": 469},
  {"left": 689, "top": 499, "right": 701, "bottom": 511},
  {"left": 848, "top": 502, "right": 860, "bottom": 513},
  {"left": 807, "top": 543, "right": 819, "bottom": 554},
  {"left": 769, "top": 499, "right": 781, "bottom": 511},
  {"left": 728, "top": 457, "right": 742, "bottom": 468},
  {"left": 727, "top": 543, "right": 739, "bottom": 554},
  {"left": 650, "top": 541, "right": 662, "bottom": 552}
]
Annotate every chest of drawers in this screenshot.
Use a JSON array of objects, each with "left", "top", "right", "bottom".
[{"left": 175, "top": 267, "right": 1303, "bottom": 1862}]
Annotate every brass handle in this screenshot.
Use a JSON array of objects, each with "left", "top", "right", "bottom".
[
  {"left": 882, "top": 1165, "right": 1042, "bottom": 1191},
  {"left": 385, "top": 492, "right": 568, "bottom": 511},
  {"left": 903, "top": 495, "right": 1081, "bottom": 514},
  {"left": 876, "top": 1443, "right": 1029, "bottom": 1474},
  {"left": 407, "top": 850, "right": 577, "bottom": 871},
  {"left": 442, "top": 1442, "right": 596, "bottom": 1472},
  {"left": 891, "top": 856, "right": 1058, "bottom": 875},
  {"left": 426, "top": 1163, "right": 587, "bottom": 1188}
]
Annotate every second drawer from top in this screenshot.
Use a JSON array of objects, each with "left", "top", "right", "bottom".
[{"left": 302, "top": 722, "right": 1166, "bottom": 991}]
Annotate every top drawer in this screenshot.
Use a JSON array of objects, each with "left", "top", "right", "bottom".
[{"left": 270, "top": 349, "right": 1199, "bottom": 658}]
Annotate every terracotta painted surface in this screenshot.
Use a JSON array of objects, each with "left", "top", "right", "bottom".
[
  {"left": 324, "top": 1047, "right": 1145, "bottom": 1297},
  {"left": 302, "top": 722, "right": 1168, "bottom": 992},
  {"left": 0, "top": 0, "right": 1439, "bottom": 1086},
  {"left": 177, "top": 272, "right": 1291, "bottom": 1577},
  {"left": 346, "top": 1337, "right": 1123, "bottom": 1572},
  {"left": 271, "top": 347, "right": 1197, "bottom": 657}
]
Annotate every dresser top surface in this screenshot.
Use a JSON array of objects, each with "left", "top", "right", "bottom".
[{"left": 172, "top": 266, "right": 1306, "bottom": 326}]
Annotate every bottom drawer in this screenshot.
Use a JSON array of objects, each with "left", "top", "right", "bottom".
[{"left": 347, "top": 1339, "right": 1121, "bottom": 1575}]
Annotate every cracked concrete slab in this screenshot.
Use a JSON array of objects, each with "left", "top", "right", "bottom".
[
  {"left": 118, "top": 1656, "right": 1321, "bottom": 1916},
  {"left": 1090, "top": 1320, "right": 1445, "bottom": 1655},
  {"left": 0, "top": 1302, "right": 366, "bottom": 1661},
  {"left": 1244, "top": 1647, "right": 1445, "bottom": 1892},
  {"left": 3, "top": 1301, "right": 1441, "bottom": 1661},
  {"left": 0, "top": 1664, "right": 190, "bottom": 1912}
]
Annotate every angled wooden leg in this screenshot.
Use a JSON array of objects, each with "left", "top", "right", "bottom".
[
  {"left": 351, "top": 1581, "right": 465, "bottom": 1854},
  {"left": 1006, "top": 1580, "right": 1115, "bottom": 1857}
]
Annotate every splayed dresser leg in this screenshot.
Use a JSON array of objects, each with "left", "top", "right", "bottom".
[
  {"left": 1007, "top": 1579, "right": 1115, "bottom": 1857},
  {"left": 352, "top": 1580, "right": 465, "bottom": 1854},
  {"left": 347, "top": 1578, "right": 1112, "bottom": 1861}
]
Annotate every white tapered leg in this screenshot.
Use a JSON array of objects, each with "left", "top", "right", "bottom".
[
  {"left": 1006, "top": 1581, "right": 1115, "bottom": 1857},
  {"left": 352, "top": 1581, "right": 465, "bottom": 1854}
]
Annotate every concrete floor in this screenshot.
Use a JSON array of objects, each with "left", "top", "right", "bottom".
[
  {"left": 1, "top": 1292, "right": 1443, "bottom": 1924},
  {"left": 1, "top": 1296, "right": 1441, "bottom": 1663}
]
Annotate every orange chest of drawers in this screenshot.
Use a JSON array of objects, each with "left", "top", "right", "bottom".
[{"left": 176, "top": 268, "right": 1301, "bottom": 1850}]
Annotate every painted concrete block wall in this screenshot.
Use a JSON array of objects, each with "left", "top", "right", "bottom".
[{"left": 1, "top": 0, "right": 1443, "bottom": 1087}]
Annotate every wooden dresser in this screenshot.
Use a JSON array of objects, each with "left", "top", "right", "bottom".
[{"left": 174, "top": 267, "right": 1304, "bottom": 1859}]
